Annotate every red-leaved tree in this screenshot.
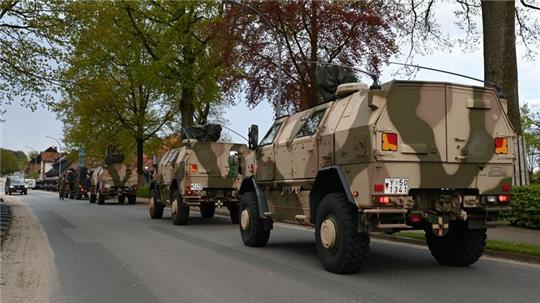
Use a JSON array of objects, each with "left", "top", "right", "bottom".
[{"left": 220, "top": 0, "right": 399, "bottom": 113}]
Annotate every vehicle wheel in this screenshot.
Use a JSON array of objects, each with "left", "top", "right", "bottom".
[
  {"left": 24, "top": 190, "right": 27, "bottom": 195},
  {"left": 239, "top": 192, "right": 270, "bottom": 247},
  {"left": 118, "top": 195, "right": 125, "bottom": 204},
  {"left": 128, "top": 195, "right": 136, "bottom": 205},
  {"left": 228, "top": 204, "right": 239, "bottom": 224},
  {"left": 315, "top": 193, "right": 369, "bottom": 274},
  {"left": 425, "top": 220, "right": 486, "bottom": 266},
  {"left": 90, "top": 193, "right": 96, "bottom": 203},
  {"left": 69, "top": 192, "right": 75, "bottom": 199},
  {"left": 75, "top": 194, "right": 81, "bottom": 200},
  {"left": 171, "top": 191, "right": 189, "bottom": 225},
  {"left": 148, "top": 189, "right": 163, "bottom": 219},
  {"left": 200, "top": 203, "right": 215, "bottom": 218},
  {"left": 97, "top": 190, "right": 105, "bottom": 205}
]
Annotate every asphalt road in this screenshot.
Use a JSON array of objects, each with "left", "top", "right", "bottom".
[{"left": 16, "top": 190, "right": 540, "bottom": 303}]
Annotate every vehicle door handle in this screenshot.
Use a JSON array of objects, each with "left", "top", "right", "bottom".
[{"left": 455, "top": 156, "right": 467, "bottom": 160}]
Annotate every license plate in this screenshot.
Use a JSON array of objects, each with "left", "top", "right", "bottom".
[
  {"left": 190, "top": 183, "right": 203, "bottom": 191},
  {"left": 384, "top": 178, "right": 409, "bottom": 194}
]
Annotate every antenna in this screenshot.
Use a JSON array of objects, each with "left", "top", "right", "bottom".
[
  {"left": 301, "top": 60, "right": 381, "bottom": 89},
  {"left": 221, "top": 124, "right": 249, "bottom": 142},
  {"left": 388, "top": 62, "right": 505, "bottom": 97}
]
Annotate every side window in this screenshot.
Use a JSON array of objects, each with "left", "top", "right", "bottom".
[
  {"left": 295, "top": 109, "right": 326, "bottom": 138},
  {"left": 260, "top": 122, "right": 282, "bottom": 146}
]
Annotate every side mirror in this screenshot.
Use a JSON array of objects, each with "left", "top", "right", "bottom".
[
  {"left": 248, "top": 124, "right": 259, "bottom": 150},
  {"left": 152, "top": 154, "right": 159, "bottom": 167}
]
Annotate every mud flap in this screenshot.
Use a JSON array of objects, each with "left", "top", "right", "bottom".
[{"left": 249, "top": 177, "right": 273, "bottom": 231}]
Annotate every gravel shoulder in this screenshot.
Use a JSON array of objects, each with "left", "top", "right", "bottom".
[{"left": 0, "top": 195, "right": 57, "bottom": 303}]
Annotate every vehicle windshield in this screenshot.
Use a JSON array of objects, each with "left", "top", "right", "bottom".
[{"left": 11, "top": 179, "right": 25, "bottom": 185}]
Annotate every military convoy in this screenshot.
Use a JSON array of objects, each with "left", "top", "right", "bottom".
[
  {"left": 148, "top": 124, "right": 252, "bottom": 225},
  {"left": 90, "top": 147, "right": 138, "bottom": 205},
  {"left": 236, "top": 80, "right": 515, "bottom": 273}
]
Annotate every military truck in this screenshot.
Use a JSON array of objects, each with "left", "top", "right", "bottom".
[
  {"left": 238, "top": 80, "right": 515, "bottom": 274},
  {"left": 148, "top": 124, "right": 253, "bottom": 225},
  {"left": 89, "top": 146, "right": 138, "bottom": 205}
]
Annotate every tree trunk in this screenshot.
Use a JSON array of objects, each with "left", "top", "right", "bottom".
[
  {"left": 135, "top": 137, "right": 144, "bottom": 185},
  {"left": 180, "top": 89, "right": 194, "bottom": 128},
  {"left": 482, "top": 0, "right": 522, "bottom": 133}
]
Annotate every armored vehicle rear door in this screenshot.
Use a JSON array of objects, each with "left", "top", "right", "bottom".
[{"left": 445, "top": 85, "right": 514, "bottom": 164}]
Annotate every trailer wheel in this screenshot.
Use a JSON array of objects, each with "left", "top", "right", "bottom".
[
  {"left": 148, "top": 189, "right": 163, "bottom": 219},
  {"left": 239, "top": 192, "right": 270, "bottom": 247},
  {"left": 200, "top": 203, "right": 215, "bottom": 218},
  {"left": 426, "top": 221, "right": 486, "bottom": 266},
  {"left": 315, "top": 193, "right": 369, "bottom": 274},
  {"left": 90, "top": 193, "right": 96, "bottom": 203},
  {"left": 128, "top": 194, "right": 136, "bottom": 205},
  {"left": 171, "top": 191, "right": 189, "bottom": 225},
  {"left": 118, "top": 195, "right": 125, "bottom": 204},
  {"left": 228, "top": 204, "right": 239, "bottom": 224}
]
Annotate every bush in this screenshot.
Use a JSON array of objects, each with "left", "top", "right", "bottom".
[
  {"left": 503, "top": 184, "right": 540, "bottom": 229},
  {"left": 137, "top": 186, "right": 150, "bottom": 198}
]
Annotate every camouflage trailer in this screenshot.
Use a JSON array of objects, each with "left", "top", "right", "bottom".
[
  {"left": 238, "top": 80, "right": 515, "bottom": 274},
  {"left": 90, "top": 163, "right": 138, "bottom": 205},
  {"left": 148, "top": 126, "right": 253, "bottom": 225}
]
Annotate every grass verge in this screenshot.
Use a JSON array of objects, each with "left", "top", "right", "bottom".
[{"left": 392, "top": 231, "right": 540, "bottom": 258}]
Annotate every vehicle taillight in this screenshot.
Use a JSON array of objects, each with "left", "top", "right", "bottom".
[
  {"left": 498, "top": 194, "right": 510, "bottom": 203},
  {"left": 495, "top": 137, "right": 508, "bottom": 154},
  {"left": 189, "top": 164, "right": 198, "bottom": 173},
  {"left": 375, "top": 196, "right": 390, "bottom": 204},
  {"left": 382, "top": 133, "right": 398, "bottom": 151},
  {"left": 185, "top": 186, "right": 193, "bottom": 196}
]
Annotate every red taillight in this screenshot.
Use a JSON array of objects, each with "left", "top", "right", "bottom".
[
  {"left": 502, "top": 184, "right": 511, "bottom": 192},
  {"left": 498, "top": 194, "right": 510, "bottom": 202},
  {"left": 382, "top": 133, "right": 398, "bottom": 151},
  {"left": 374, "top": 184, "right": 384, "bottom": 192},
  {"left": 185, "top": 186, "right": 193, "bottom": 196},
  {"left": 376, "top": 196, "right": 390, "bottom": 204},
  {"left": 495, "top": 137, "right": 508, "bottom": 154},
  {"left": 189, "top": 164, "right": 198, "bottom": 173},
  {"left": 408, "top": 214, "right": 422, "bottom": 224}
]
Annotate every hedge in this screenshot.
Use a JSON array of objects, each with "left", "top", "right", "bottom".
[
  {"left": 137, "top": 186, "right": 150, "bottom": 198},
  {"left": 503, "top": 184, "right": 540, "bottom": 229}
]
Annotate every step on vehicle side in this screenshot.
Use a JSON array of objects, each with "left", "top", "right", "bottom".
[
  {"left": 148, "top": 124, "right": 253, "bottom": 225},
  {"left": 239, "top": 80, "right": 515, "bottom": 274}
]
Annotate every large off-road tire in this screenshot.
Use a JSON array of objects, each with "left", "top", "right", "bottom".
[
  {"left": 425, "top": 220, "right": 486, "bottom": 266},
  {"left": 200, "top": 203, "right": 215, "bottom": 218},
  {"left": 127, "top": 194, "right": 136, "bottom": 205},
  {"left": 89, "top": 193, "right": 96, "bottom": 203},
  {"left": 97, "top": 189, "right": 105, "bottom": 205},
  {"left": 239, "top": 192, "right": 270, "bottom": 247},
  {"left": 229, "top": 204, "right": 240, "bottom": 224},
  {"left": 118, "top": 195, "right": 125, "bottom": 204},
  {"left": 148, "top": 189, "right": 164, "bottom": 219},
  {"left": 315, "top": 193, "right": 369, "bottom": 274},
  {"left": 171, "top": 191, "right": 189, "bottom": 225}
]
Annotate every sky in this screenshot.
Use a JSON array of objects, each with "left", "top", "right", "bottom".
[{"left": 1, "top": 4, "right": 539, "bottom": 154}]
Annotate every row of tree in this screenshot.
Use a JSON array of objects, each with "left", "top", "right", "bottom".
[
  {"left": 1, "top": 0, "right": 539, "bottom": 180},
  {"left": 0, "top": 148, "right": 28, "bottom": 175}
]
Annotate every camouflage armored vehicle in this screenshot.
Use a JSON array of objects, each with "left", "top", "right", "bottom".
[
  {"left": 90, "top": 146, "right": 138, "bottom": 205},
  {"left": 238, "top": 80, "right": 515, "bottom": 274},
  {"left": 148, "top": 124, "right": 253, "bottom": 225}
]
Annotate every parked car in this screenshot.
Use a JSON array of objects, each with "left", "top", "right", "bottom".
[
  {"left": 24, "top": 178, "right": 36, "bottom": 189},
  {"left": 5, "top": 177, "right": 27, "bottom": 195}
]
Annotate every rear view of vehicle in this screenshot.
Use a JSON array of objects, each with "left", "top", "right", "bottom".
[
  {"left": 148, "top": 124, "right": 252, "bottom": 225},
  {"left": 71, "top": 166, "right": 91, "bottom": 200},
  {"left": 90, "top": 164, "right": 138, "bottom": 205},
  {"left": 238, "top": 80, "right": 515, "bottom": 274}
]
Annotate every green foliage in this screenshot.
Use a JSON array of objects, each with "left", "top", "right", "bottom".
[
  {"left": 137, "top": 186, "right": 150, "bottom": 198},
  {"left": 520, "top": 104, "right": 540, "bottom": 174},
  {"left": 0, "top": 148, "right": 27, "bottom": 175},
  {"left": 503, "top": 185, "right": 540, "bottom": 229}
]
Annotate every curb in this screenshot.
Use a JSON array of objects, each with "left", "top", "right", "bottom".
[
  {"left": 1, "top": 199, "right": 13, "bottom": 243},
  {"left": 372, "top": 233, "right": 540, "bottom": 265}
]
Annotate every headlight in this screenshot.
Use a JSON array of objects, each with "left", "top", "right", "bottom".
[{"left": 10, "top": 185, "right": 14, "bottom": 188}]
